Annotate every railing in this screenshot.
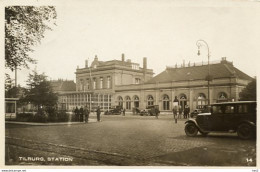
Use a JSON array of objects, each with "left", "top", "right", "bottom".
[{"left": 166, "top": 59, "right": 232, "bottom": 69}]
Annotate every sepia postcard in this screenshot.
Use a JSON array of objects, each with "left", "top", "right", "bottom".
[{"left": 1, "top": 0, "right": 259, "bottom": 171}]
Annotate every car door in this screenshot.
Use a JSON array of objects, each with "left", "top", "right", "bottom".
[
  {"left": 210, "top": 105, "right": 226, "bottom": 131},
  {"left": 222, "top": 105, "right": 236, "bottom": 130}
]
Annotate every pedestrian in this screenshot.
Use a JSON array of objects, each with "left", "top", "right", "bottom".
[
  {"left": 74, "top": 106, "right": 79, "bottom": 122},
  {"left": 96, "top": 106, "right": 101, "bottom": 122},
  {"left": 178, "top": 105, "right": 183, "bottom": 119},
  {"left": 123, "top": 108, "right": 126, "bottom": 116},
  {"left": 187, "top": 105, "right": 190, "bottom": 118},
  {"left": 151, "top": 107, "right": 156, "bottom": 116},
  {"left": 79, "top": 106, "right": 84, "bottom": 122},
  {"left": 173, "top": 106, "right": 177, "bottom": 119},
  {"left": 184, "top": 105, "right": 188, "bottom": 119},
  {"left": 155, "top": 107, "right": 160, "bottom": 119},
  {"left": 84, "top": 105, "right": 90, "bottom": 123}
]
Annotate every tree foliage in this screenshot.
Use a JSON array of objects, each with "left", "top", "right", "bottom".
[
  {"left": 5, "top": 73, "right": 19, "bottom": 98},
  {"left": 22, "top": 70, "right": 58, "bottom": 109},
  {"left": 5, "top": 73, "right": 13, "bottom": 92},
  {"left": 239, "top": 79, "right": 256, "bottom": 101},
  {"left": 5, "top": 6, "right": 57, "bottom": 71}
]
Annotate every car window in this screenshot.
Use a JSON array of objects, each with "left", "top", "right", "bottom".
[
  {"left": 212, "top": 106, "right": 223, "bottom": 114},
  {"left": 225, "top": 105, "right": 235, "bottom": 114},
  {"left": 238, "top": 104, "right": 248, "bottom": 113}
]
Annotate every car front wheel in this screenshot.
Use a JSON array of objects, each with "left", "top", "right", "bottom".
[
  {"left": 185, "top": 123, "right": 198, "bottom": 137},
  {"left": 237, "top": 123, "right": 254, "bottom": 140}
]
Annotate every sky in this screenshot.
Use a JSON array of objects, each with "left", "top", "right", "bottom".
[{"left": 5, "top": 0, "right": 260, "bottom": 86}]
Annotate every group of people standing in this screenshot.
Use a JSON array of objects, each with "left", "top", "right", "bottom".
[
  {"left": 74, "top": 106, "right": 90, "bottom": 123},
  {"left": 172, "top": 105, "right": 190, "bottom": 119},
  {"left": 74, "top": 104, "right": 190, "bottom": 122},
  {"left": 74, "top": 105, "right": 102, "bottom": 123}
]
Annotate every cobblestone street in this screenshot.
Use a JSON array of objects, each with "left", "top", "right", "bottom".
[{"left": 5, "top": 114, "right": 256, "bottom": 166}]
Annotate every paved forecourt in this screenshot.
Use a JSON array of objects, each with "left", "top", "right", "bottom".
[{"left": 5, "top": 114, "right": 256, "bottom": 166}]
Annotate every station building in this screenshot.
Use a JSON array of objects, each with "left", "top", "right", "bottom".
[
  {"left": 58, "top": 55, "right": 253, "bottom": 113},
  {"left": 115, "top": 57, "right": 252, "bottom": 113},
  {"left": 58, "top": 54, "right": 153, "bottom": 111}
]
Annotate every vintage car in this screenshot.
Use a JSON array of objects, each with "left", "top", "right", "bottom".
[
  {"left": 104, "top": 106, "right": 122, "bottom": 115},
  {"left": 138, "top": 109, "right": 149, "bottom": 116},
  {"left": 141, "top": 105, "right": 160, "bottom": 116},
  {"left": 184, "top": 101, "right": 256, "bottom": 139}
]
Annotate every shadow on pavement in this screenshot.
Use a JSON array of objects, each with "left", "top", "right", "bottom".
[{"left": 151, "top": 145, "right": 256, "bottom": 166}]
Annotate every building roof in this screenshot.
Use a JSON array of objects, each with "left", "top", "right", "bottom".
[
  {"left": 145, "top": 59, "right": 253, "bottom": 84},
  {"left": 50, "top": 80, "right": 76, "bottom": 92}
]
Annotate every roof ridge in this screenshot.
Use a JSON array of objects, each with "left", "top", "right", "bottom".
[{"left": 223, "top": 63, "right": 236, "bottom": 76}]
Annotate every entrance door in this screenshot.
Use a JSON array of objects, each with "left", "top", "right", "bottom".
[
  {"left": 134, "top": 101, "right": 139, "bottom": 108},
  {"left": 179, "top": 94, "right": 187, "bottom": 112}
]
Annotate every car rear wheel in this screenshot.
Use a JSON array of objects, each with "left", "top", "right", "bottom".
[
  {"left": 237, "top": 123, "right": 253, "bottom": 140},
  {"left": 185, "top": 123, "right": 198, "bottom": 137}
]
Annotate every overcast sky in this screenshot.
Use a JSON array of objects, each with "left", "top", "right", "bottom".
[{"left": 5, "top": 0, "right": 260, "bottom": 86}]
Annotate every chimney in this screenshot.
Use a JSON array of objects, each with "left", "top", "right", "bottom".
[
  {"left": 122, "top": 53, "right": 125, "bottom": 62},
  {"left": 143, "top": 57, "right": 147, "bottom": 69},
  {"left": 94, "top": 55, "right": 98, "bottom": 61},
  {"left": 221, "top": 57, "right": 227, "bottom": 64},
  {"left": 85, "top": 60, "right": 88, "bottom": 68}
]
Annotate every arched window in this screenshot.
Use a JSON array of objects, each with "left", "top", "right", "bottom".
[
  {"left": 118, "top": 96, "right": 123, "bottom": 107},
  {"left": 147, "top": 95, "right": 154, "bottom": 107},
  {"left": 218, "top": 92, "right": 228, "bottom": 102},
  {"left": 125, "top": 96, "right": 131, "bottom": 110},
  {"left": 162, "top": 94, "right": 170, "bottom": 110},
  {"left": 197, "top": 93, "right": 206, "bottom": 109},
  {"left": 133, "top": 95, "right": 139, "bottom": 108}
]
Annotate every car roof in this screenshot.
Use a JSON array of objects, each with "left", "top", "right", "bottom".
[{"left": 211, "top": 101, "right": 256, "bottom": 105}]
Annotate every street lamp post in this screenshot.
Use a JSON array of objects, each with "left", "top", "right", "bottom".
[{"left": 196, "top": 39, "right": 210, "bottom": 106}]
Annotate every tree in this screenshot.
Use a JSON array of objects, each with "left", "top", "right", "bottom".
[
  {"left": 5, "top": 73, "right": 19, "bottom": 98},
  {"left": 239, "top": 79, "right": 256, "bottom": 101},
  {"left": 23, "top": 70, "right": 58, "bottom": 110},
  {"left": 5, "top": 6, "right": 57, "bottom": 71},
  {"left": 5, "top": 73, "right": 13, "bottom": 92}
]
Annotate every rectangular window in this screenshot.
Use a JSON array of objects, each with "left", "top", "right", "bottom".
[
  {"left": 79, "top": 79, "right": 83, "bottom": 91},
  {"left": 107, "top": 76, "right": 111, "bottom": 89},
  {"left": 86, "top": 79, "right": 89, "bottom": 90},
  {"left": 135, "top": 78, "right": 140, "bottom": 84},
  {"left": 93, "top": 78, "right": 96, "bottom": 89},
  {"left": 100, "top": 77, "right": 103, "bottom": 89}
]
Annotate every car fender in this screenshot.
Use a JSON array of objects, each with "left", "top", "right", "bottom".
[
  {"left": 185, "top": 119, "right": 208, "bottom": 133},
  {"left": 238, "top": 120, "right": 256, "bottom": 128}
]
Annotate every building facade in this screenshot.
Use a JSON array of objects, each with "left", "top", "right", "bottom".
[
  {"left": 59, "top": 54, "right": 154, "bottom": 111},
  {"left": 58, "top": 56, "right": 253, "bottom": 113},
  {"left": 114, "top": 57, "right": 253, "bottom": 113}
]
